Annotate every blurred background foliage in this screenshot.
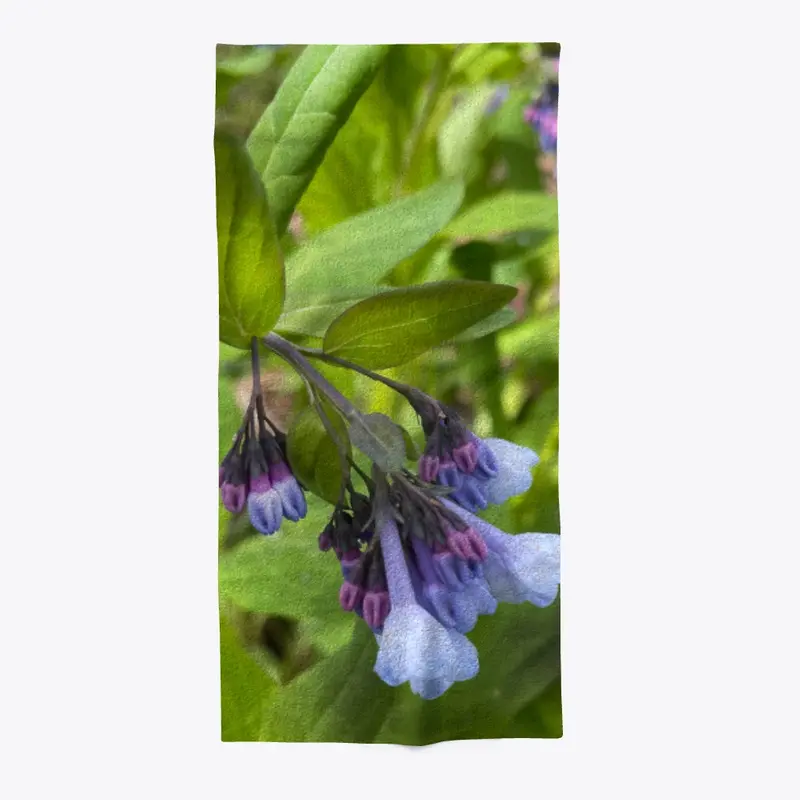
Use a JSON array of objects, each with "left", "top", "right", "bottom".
[{"left": 217, "top": 42, "right": 561, "bottom": 743}]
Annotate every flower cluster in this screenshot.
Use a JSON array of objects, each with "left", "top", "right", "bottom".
[
  {"left": 319, "top": 408, "right": 558, "bottom": 699},
  {"left": 219, "top": 395, "right": 307, "bottom": 535},
  {"left": 221, "top": 335, "right": 559, "bottom": 701},
  {"left": 413, "top": 397, "right": 540, "bottom": 513}
]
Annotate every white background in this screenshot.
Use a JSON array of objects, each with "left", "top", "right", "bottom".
[{"left": 1, "top": 1, "right": 799, "bottom": 798}]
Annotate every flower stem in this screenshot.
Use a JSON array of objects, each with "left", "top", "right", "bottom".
[
  {"left": 250, "top": 336, "right": 262, "bottom": 400},
  {"left": 293, "top": 345, "right": 437, "bottom": 416},
  {"left": 264, "top": 332, "right": 403, "bottom": 473},
  {"left": 263, "top": 333, "right": 358, "bottom": 419}
]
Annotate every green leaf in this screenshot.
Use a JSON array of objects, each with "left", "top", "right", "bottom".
[
  {"left": 261, "top": 622, "right": 394, "bottom": 742},
  {"left": 287, "top": 403, "right": 349, "bottom": 505},
  {"left": 452, "top": 307, "right": 517, "bottom": 342},
  {"left": 323, "top": 280, "right": 517, "bottom": 369},
  {"left": 258, "top": 599, "right": 560, "bottom": 743},
  {"left": 215, "top": 132, "right": 285, "bottom": 349},
  {"left": 444, "top": 191, "right": 558, "bottom": 240},
  {"left": 219, "top": 614, "right": 276, "bottom": 741},
  {"left": 276, "top": 181, "right": 465, "bottom": 337},
  {"left": 247, "top": 45, "right": 390, "bottom": 233},
  {"left": 438, "top": 86, "right": 495, "bottom": 178},
  {"left": 348, "top": 412, "right": 407, "bottom": 473},
  {"left": 218, "top": 500, "right": 355, "bottom": 656},
  {"left": 274, "top": 295, "right": 376, "bottom": 338},
  {"left": 497, "top": 308, "right": 559, "bottom": 362}
]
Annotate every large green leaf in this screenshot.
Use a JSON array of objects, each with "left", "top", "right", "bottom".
[
  {"left": 218, "top": 500, "right": 355, "bottom": 654},
  {"left": 215, "top": 132, "right": 285, "bottom": 349},
  {"left": 259, "top": 599, "right": 560, "bottom": 743},
  {"left": 323, "top": 280, "right": 517, "bottom": 369},
  {"left": 275, "top": 181, "right": 465, "bottom": 337},
  {"left": 219, "top": 614, "right": 276, "bottom": 741},
  {"left": 247, "top": 45, "right": 390, "bottom": 233},
  {"left": 261, "top": 622, "right": 395, "bottom": 742},
  {"left": 444, "top": 191, "right": 558, "bottom": 239}
]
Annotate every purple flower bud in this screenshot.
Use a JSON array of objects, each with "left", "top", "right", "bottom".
[
  {"left": 318, "top": 530, "right": 332, "bottom": 551},
  {"left": 339, "top": 581, "right": 364, "bottom": 612},
  {"left": 452, "top": 438, "right": 479, "bottom": 474},
  {"left": 418, "top": 453, "right": 440, "bottom": 483},
  {"left": 445, "top": 526, "right": 488, "bottom": 563},
  {"left": 340, "top": 549, "right": 362, "bottom": 583},
  {"left": 220, "top": 482, "right": 247, "bottom": 514},
  {"left": 363, "top": 589, "right": 390, "bottom": 630},
  {"left": 437, "top": 458, "right": 462, "bottom": 489},
  {"left": 274, "top": 476, "right": 307, "bottom": 521},
  {"left": 247, "top": 475, "right": 283, "bottom": 535},
  {"left": 250, "top": 474, "right": 271, "bottom": 494},
  {"left": 267, "top": 459, "right": 292, "bottom": 485}
]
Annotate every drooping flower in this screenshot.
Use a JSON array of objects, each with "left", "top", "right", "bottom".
[
  {"left": 443, "top": 499, "right": 560, "bottom": 608},
  {"left": 416, "top": 408, "right": 539, "bottom": 514},
  {"left": 373, "top": 515, "right": 479, "bottom": 699},
  {"left": 218, "top": 402, "right": 307, "bottom": 535},
  {"left": 314, "top": 467, "right": 560, "bottom": 699}
]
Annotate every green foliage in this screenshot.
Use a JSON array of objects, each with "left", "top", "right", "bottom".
[
  {"left": 216, "top": 47, "right": 276, "bottom": 108},
  {"left": 347, "top": 412, "right": 408, "bottom": 473},
  {"left": 323, "top": 280, "right": 518, "bottom": 369},
  {"left": 445, "top": 190, "right": 558, "bottom": 239},
  {"left": 247, "top": 45, "right": 390, "bottom": 233},
  {"left": 286, "top": 402, "right": 350, "bottom": 504},
  {"left": 438, "top": 85, "right": 495, "bottom": 179},
  {"left": 276, "top": 181, "right": 465, "bottom": 337},
  {"left": 220, "top": 614, "right": 276, "bottom": 741},
  {"left": 259, "top": 599, "right": 560, "bottom": 744},
  {"left": 219, "top": 501, "right": 356, "bottom": 655},
  {"left": 215, "top": 132, "right": 285, "bottom": 348}
]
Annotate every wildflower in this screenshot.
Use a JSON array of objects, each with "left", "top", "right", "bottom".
[
  {"left": 218, "top": 399, "right": 307, "bottom": 535},
  {"left": 414, "top": 398, "right": 539, "bottom": 512},
  {"left": 252, "top": 332, "right": 560, "bottom": 701},
  {"left": 373, "top": 515, "right": 479, "bottom": 699},
  {"left": 443, "top": 499, "right": 561, "bottom": 608}
]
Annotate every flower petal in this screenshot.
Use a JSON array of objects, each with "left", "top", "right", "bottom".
[
  {"left": 275, "top": 477, "right": 307, "bottom": 521},
  {"left": 374, "top": 604, "right": 478, "bottom": 690},
  {"left": 247, "top": 489, "right": 283, "bottom": 535},
  {"left": 448, "top": 475, "right": 488, "bottom": 512},
  {"left": 481, "top": 438, "right": 539, "bottom": 505}
]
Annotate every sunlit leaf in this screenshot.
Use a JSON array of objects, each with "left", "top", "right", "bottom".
[
  {"left": 323, "top": 280, "right": 517, "bottom": 369},
  {"left": 247, "top": 45, "right": 390, "bottom": 233},
  {"left": 444, "top": 191, "right": 558, "bottom": 239},
  {"left": 215, "top": 132, "right": 285, "bottom": 348}
]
